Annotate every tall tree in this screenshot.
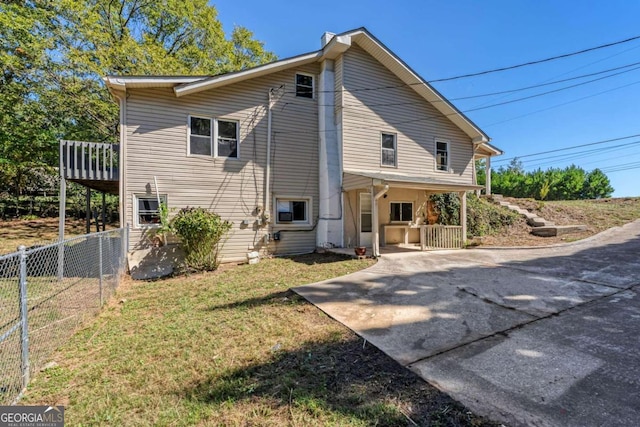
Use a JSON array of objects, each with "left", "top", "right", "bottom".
[{"left": 0, "top": 0, "right": 276, "bottom": 195}]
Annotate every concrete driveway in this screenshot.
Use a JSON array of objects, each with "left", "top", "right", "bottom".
[{"left": 293, "top": 221, "right": 640, "bottom": 427}]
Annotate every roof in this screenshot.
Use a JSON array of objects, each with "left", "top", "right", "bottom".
[
  {"left": 104, "top": 27, "right": 495, "bottom": 146},
  {"left": 343, "top": 169, "right": 483, "bottom": 192}
]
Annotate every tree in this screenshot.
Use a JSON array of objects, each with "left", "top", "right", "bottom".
[
  {"left": 582, "top": 168, "right": 614, "bottom": 199},
  {"left": 0, "top": 0, "right": 276, "bottom": 196},
  {"left": 491, "top": 164, "right": 615, "bottom": 200}
]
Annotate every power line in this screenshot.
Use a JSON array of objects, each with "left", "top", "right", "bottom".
[
  {"left": 451, "top": 60, "right": 640, "bottom": 100},
  {"left": 463, "top": 65, "right": 640, "bottom": 113},
  {"left": 483, "top": 79, "right": 640, "bottom": 128},
  {"left": 430, "top": 34, "right": 640, "bottom": 82},
  {"left": 283, "top": 36, "right": 640, "bottom": 97},
  {"left": 523, "top": 141, "right": 640, "bottom": 169},
  {"left": 493, "top": 133, "right": 640, "bottom": 164}
]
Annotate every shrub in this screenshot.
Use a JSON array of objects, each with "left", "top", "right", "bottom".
[
  {"left": 170, "top": 207, "right": 232, "bottom": 271},
  {"left": 430, "top": 193, "right": 518, "bottom": 238}
]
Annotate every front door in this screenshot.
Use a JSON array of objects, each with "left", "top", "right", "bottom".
[{"left": 359, "top": 192, "right": 372, "bottom": 247}]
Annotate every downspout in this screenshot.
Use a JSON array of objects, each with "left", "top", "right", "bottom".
[
  {"left": 371, "top": 184, "right": 389, "bottom": 257},
  {"left": 113, "top": 91, "right": 126, "bottom": 230},
  {"left": 264, "top": 89, "right": 273, "bottom": 226}
]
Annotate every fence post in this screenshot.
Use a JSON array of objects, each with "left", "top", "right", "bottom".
[
  {"left": 18, "top": 245, "right": 30, "bottom": 390},
  {"left": 98, "top": 235, "right": 104, "bottom": 307}
]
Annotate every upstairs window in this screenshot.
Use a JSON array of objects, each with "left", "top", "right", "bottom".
[
  {"left": 381, "top": 132, "right": 397, "bottom": 167},
  {"left": 295, "top": 73, "right": 314, "bottom": 98},
  {"left": 217, "top": 120, "right": 238, "bottom": 158},
  {"left": 189, "top": 116, "right": 212, "bottom": 156},
  {"left": 390, "top": 202, "right": 413, "bottom": 222},
  {"left": 436, "top": 139, "right": 449, "bottom": 171},
  {"left": 135, "top": 194, "right": 167, "bottom": 228},
  {"left": 188, "top": 116, "right": 239, "bottom": 158}
]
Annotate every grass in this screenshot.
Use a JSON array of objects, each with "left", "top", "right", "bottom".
[
  {"left": 0, "top": 218, "right": 115, "bottom": 255},
  {"left": 543, "top": 198, "right": 640, "bottom": 231},
  {"left": 21, "top": 254, "right": 496, "bottom": 426}
]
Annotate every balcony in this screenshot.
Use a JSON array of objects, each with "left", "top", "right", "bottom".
[{"left": 60, "top": 140, "right": 119, "bottom": 194}]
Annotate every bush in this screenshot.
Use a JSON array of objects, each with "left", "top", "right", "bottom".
[
  {"left": 170, "top": 207, "right": 232, "bottom": 271},
  {"left": 430, "top": 193, "right": 518, "bottom": 238}
]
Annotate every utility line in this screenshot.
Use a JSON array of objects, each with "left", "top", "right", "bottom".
[
  {"left": 430, "top": 34, "right": 640, "bottom": 82},
  {"left": 493, "top": 133, "right": 640, "bottom": 164}
]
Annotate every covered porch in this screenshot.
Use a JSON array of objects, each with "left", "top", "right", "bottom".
[{"left": 343, "top": 170, "right": 482, "bottom": 256}]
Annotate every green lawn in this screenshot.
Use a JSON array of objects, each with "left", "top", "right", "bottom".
[{"left": 21, "top": 254, "right": 496, "bottom": 426}]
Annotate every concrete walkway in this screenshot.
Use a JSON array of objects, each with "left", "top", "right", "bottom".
[{"left": 293, "top": 220, "right": 640, "bottom": 427}]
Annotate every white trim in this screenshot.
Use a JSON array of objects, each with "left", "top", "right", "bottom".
[
  {"left": 273, "top": 195, "right": 314, "bottom": 228},
  {"left": 187, "top": 115, "right": 213, "bottom": 157},
  {"left": 174, "top": 52, "right": 322, "bottom": 97},
  {"left": 215, "top": 118, "right": 240, "bottom": 159},
  {"left": 389, "top": 200, "right": 413, "bottom": 223},
  {"left": 380, "top": 132, "right": 397, "bottom": 168},
  {"left": 295, "top": 72, "right": 315, "bottom": 99},
  {"left": 133, "top": 194, "right": 167, "bottom": 229},
  {"left": 187, "top": 115, "right": 240, "bottom": 159},
  {"left": 434, "top": 138, "right": 450, "bottom": 173}
]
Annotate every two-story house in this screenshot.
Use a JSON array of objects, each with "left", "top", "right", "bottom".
[{"left": 102, "top": 28, "right": 501, "bottom": 262}]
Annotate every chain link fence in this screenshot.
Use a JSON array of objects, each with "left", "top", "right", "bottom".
[{"left": 0, "top": 227, "right": 128, "bottom": 405}]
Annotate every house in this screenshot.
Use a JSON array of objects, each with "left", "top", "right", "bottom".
[{"left": 98, "top": 28, "right": 502, "bottom": 262}]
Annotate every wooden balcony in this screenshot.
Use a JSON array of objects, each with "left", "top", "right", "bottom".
[{"left": 60, "top": 140, "right": 119, "bottom": 194}]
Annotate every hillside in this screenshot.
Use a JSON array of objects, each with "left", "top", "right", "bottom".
[{"left": 478, "top": 197, "right": 640, "bottom": 247}]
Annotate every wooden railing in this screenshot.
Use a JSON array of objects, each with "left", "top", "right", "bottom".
[
  {"left": 60, "top": 140, "right": 119, "bottom": 181},
  {"left": 421, "top": 225, "right": 463, "bottom": 250}
]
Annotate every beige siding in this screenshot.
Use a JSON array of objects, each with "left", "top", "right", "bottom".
[
  {"left": 341, "top": 44, "right": 474, "bottom": 183},
  {"left": 342, "top": 173, "right": 372, "bottom": 191},
  {"left": 124, "top": 64, "right": 320, "bottom": 261}
]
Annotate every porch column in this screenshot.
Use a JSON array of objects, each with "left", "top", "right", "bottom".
[
  {"left": 485, "top": 156, "right": 492, "bottom": 196},
  {"left": 459, "top": 191, "right": 467, "bottom": 246}
]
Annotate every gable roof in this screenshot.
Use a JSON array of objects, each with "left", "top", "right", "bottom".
[{"left": 104, "top": 27, "right": 491, "bottom": 144}]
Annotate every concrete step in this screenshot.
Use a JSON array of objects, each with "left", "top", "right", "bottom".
[
  {"left": 498, "top": 201, "right": 511, "bottom": 207},
  {"left": 528, "top": 217, "right": 555, "bottom": 227},
  {"left": 531, "top": 225, "right": 588, "bottom": 237}
]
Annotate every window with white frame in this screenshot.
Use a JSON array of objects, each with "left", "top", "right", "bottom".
[
  {"left": 275, "top": 197, "right": 311, "bottom": 225},
  {"left": 435, "top": 139, "right": 449, "bottom": 171},
  {"left": 189, "top": 116, "right": 212, "bottom": 156},
  {"left": 295, "top": 73, "right": 314, "bottom": 98},
  {"left": 217, "top": 119, "right": 238, "bottom": 158},
  {"left": 188, "top": 116, "right": 239, "bottom": 158},
  {"left": 390, "top": 202, "right": 413, "bottom": 222},
  {"left": 135, "top": 194, "right": 167, "bottom": 227},
  {"left": 381, "top": 132, "right": 397, "bottom": 167}
]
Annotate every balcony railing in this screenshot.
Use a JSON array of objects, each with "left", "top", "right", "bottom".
[{"left": 60, "top": 140, "right": 119, "bottom": 181}]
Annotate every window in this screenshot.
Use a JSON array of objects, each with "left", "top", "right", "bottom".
[
  {"left": 135, "top": 194, "right": 167, "bottom": 227},
  {"left": 435, "top": 139, "right": 449, "bottom": 171},
  {"left": 390, "top": 202, "right": 413, "bottom": 222},
  {"left": 217, "top": 120, "right": 238, "bottom": 158},
  {"left": 188, "top": 116, "right": 239, "bottom": 158},
  {"left": 275, "top": 197, "right": 311, "bottom": 225},
  {"left": 295, "top": 73, "right": 314, "bottom": 98},
  {"left": 189, "top": 116, "right": 212, "bottom": 156},
  {"left": 381, "top": 132, "right": 397, "bottom": 167}
]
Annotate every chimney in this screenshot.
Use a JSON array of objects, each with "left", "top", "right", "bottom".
[{"left": 321, "top": 32, "right": 336, "bottom": 48}]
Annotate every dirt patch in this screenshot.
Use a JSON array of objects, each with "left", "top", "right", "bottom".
[{"left": 476, "top": 197, "right": 640, "bottom": 247}]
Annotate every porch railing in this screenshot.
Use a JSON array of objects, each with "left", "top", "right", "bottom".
[
  {"left": 421, "top": 225, "right": 463, "bottom": 250},
  {"left": 60, "top": 140, "right": 119, "bottom": 181}
]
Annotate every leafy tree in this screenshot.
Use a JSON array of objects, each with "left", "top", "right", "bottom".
[
  {"left": 492, "top": 164, "right": 615, "bottom": 200},
  {"left": 582, "top": 168, "right": 614, "bottom": 199},
  {"left": 0, "top": 0, "right": 276, "bottom": 197}
]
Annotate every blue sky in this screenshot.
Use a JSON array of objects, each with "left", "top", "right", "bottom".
[{"left": 213, "top": 0, "right": 640, "bottom": 197}]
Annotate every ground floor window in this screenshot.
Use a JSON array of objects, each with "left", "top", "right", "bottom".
[
  {"left": 275, "top": 197, "right": 311, "bottom": 224},
  {"left": 135, "top": 194, "right": 167, "bottom": 227},
  {"left": 390, "top": 202, "right": 413, "bottom": 222}
]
